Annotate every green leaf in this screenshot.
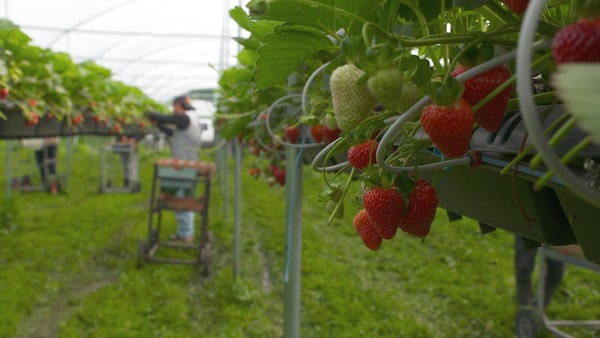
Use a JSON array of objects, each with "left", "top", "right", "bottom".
[
  {"left": 255, "top": 24, "right": 333, "bottom": 89},
  {"left": 230, "top": 6, "right": 281, "bottom": 41},
  {"left": 260, "top": 0, "right": 385, "bottom": 37}
]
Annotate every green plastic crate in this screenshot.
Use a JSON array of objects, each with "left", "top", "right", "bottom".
[{"left": 157, "top": 166, "right": 197, "bottom": 190}]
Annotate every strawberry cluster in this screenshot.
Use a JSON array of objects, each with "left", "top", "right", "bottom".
[{"left": 353, "top": 178, "right": 438, "bottom": 251}]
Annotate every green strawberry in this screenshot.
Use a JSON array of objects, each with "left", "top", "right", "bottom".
[
  {"left": 399, "top": 179, "right": 438, "bottom": 238},
  {"left": 367, "top": 67, "right": 404, "bottom": 112},
  {"left": 347, "top": 139, "right": 378, "bottom": 169},
  {"left": 420, "top": 98, "right": 474, "bottom": 158},
  {"left": 353, "top": 209, "right": 382, "bottom": 251},
  {"left": 397, "top": 82, "right": 423, "bottom": 114},
  {"left": 325, "top": 199, "right": 344, "bottom": 220},
  {"left": 362, "top": 187, "right": 405, "bottom": 229},
  {"left": 330, "top": 64, "right": 377, "bottom": 131}
]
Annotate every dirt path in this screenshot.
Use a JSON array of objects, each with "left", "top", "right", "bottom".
[
  {"left": 14, "top": 215, "right": 139, "bottom": 338},
  {"left": 15, "top": 266, "right": 119, "bottom": 338}
]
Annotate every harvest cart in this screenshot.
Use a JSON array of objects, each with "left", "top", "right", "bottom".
[
  {"left": 137, "top": 158, "right": 216, "bottom": 276},
  {"left": 515, "top": 245, "right": 600, "bottom": 338},
  {"left": 8, "top": 139, "right": 63, "bottom": 194},
  {"left": 98, "top": 142, "right": 141, "bottom": 193}
]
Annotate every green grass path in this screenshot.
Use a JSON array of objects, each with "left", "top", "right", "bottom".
[{"left": 1, "top": 138, "right": 599, "bottom": 337}]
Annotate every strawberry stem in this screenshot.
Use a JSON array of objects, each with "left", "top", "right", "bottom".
[
  {"left": 534, "top": 136, "right": 594, "bottom": 190},
  {"left": 499, "top": 106, "right": 569, "bottom": 175},
  {"left": 327, "top": 167, "right": 356, "bottom": 225},
  {"left": 529, "top": 117, "right": 577, "bottom": 170}
]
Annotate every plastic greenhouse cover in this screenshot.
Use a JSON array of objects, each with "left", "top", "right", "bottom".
[{"left": 0, "top": 0, "right": 246, "bottom": 104}]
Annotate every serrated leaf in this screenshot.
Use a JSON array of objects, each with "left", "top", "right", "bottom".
[
  {"left": 255, "top": 25, "right": 333, "bottom": 89},
  {"left": 261, "top": 0, "right": 385, "bottom": 37}
]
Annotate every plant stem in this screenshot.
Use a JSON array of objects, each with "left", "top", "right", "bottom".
[
  {"left": 328, "top": 167, "right": 355, "bottom": 225},
  {"left": 499, "top": 104, "right": 568, "bottom": 175},
  {"left": 529, "top": 117, "right": 577, "bottom": 169},
  {"left": 534, "top": 136, "right": 593, "bottom": 190}
]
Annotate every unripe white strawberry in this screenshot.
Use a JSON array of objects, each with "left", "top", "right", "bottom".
[
  {"left": 330, "top": 64, "right": 377, "bottom": 131},
  {"left": 367, "top": 67, "right": 404, "bottom": 112},
  {"left": 397, "top": 82, "right": 423, "bottom": 114}
]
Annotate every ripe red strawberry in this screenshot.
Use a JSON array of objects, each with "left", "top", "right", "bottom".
[
  {"left": 71, "top": 114, "right": 84, "bottom": 125},
  {"left": 25, "top": 112, "right": 39, "bottom": 126},
  {"left": 399, "top": 179, "right": 438, "bottom": 238},
  {"left": 420, "top": 98, "right": 474, "bottom": 158},
  {"left": 111, "top": 123, "right": 122, "bottom": 134},
  {"left": 249, "top": 167, "right": 261, "bottom": 179},
  {"left": 353, "top": 209, "right": 382, "bottom": 251},
  {"left": 285, "top": 125, "right": 301, "bottom": 144},
  {"left": 0, "top": 87, "right": 9, "bottom": 100},
  {"left": 322, "top": 125, "right": 342, "bottom": 144},
  {"left": 501, "top": 0, "right": 529, "bottom": 14},
  {"left": 347, "top": 139, "right": 378, "bottom": 169},
  {"left": 310, "top": 124, "right": 324, "bottom": 143},
  {"left": 552, "top": 18, "right": 600, "bottom": 65},
  {"left": 273, "top": 167, "right": 286, "bottom": 186},
  {"left": 28, "top": 98, "right": 37, "bottom": 107},
  {"left": 362, "top": 187, "right": 405, "bottom": 229},
  {"left": 451, "top": 64, "right": 512, "bottom": 131}
]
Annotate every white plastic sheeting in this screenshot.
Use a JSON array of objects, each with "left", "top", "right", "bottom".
[{"left": 0, "top": 0, "right": 245, "bottom": 103}]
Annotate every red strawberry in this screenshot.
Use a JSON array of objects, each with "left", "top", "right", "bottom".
[
  {"left": 552, "top": 18, "right": 600, "bottom": 65},
  {"left": 420, "top": 98, "right": 474, "bottom": 158},
  {"left": 71, "top": 114, "right": 84, "bottom": 125},
  {"left": 249, "top": 167, "right": 261, "bottom": 179},
  {"left": 501, "top": 0, "right": 529, "bottom": 14},
  {"left": 452, "top": 64, "right": 512, "bottom": 131},
  {"left": 26, "top": 112, "right": 39, "bottom": 126},
  {"left": 323, "top": 125, "right": 342, "bottom": 144},
  {"left": 353, "top": 209, "right": 382, "bottom": 251},
  {"left": 273, "top": 167, "right": 286, "bottom": 186},
  {"left": 399, "top": 179, "right": 438, "bottom": 238},
  {"left": 111, "top": 123, "right": 122, "bottom": 134},
  {"left": 28, "top": 98, "right": 37, "bottom": 107},
  {"left": 347, "top": 139, "right": 378, "bottom": 169},
  {"left": 362, "top": 187, "right": 405, "bottom": 229},
  {"left": 310, "top": 124, "right": 324, "bottom": 143},
  {"left": 285, "top": 125, "right": 301, "bottom": 144},
  {"left": 0, "top": 87, "right": 9, "bottom": 100}
]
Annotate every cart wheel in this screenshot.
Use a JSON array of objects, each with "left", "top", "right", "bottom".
[
  {"left": 137, "top": 240, "right": 148, "bottom": 268},
  {"left": 515, "top": 307, "right": 544, "bottom": 338}
]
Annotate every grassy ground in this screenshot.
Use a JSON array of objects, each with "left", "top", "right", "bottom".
[{"left": 0, "top": 137, "right": 599, "bottom": 338}]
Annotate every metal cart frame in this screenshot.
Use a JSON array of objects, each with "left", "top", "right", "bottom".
[
  {"left": 515, "top": 246, "right": 600, "bottom": 338},
  {"left": 98, "top": 142, "right": 141, "bottom": 193},
  {"left": 137, "top": 159, "right": 215, "bottom": 276},
  {"left": 10, "top": 139, "right": 63, "bottom": 193}
]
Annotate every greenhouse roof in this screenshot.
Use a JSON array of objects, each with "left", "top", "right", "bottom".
[{"left": 0, "top": 0, "right": 244, "bottom": 103}]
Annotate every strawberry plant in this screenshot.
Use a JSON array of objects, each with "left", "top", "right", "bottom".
[
  {"left": 219, "top": 0, "right": 600, "bottom": 252},
  {"left": 0, "top": 19, "right": 162, "bottom": 129}
]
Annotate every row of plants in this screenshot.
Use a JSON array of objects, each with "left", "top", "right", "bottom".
[
  {"left": 216, "top": 0, "right": 600, "bottom": 253},
  {"left": 0, "top": 19, "right": 167, "bottom": 135}
]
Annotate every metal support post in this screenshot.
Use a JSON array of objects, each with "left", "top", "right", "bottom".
[
  {"left": 283, "top": 146, "right": 303, "bottom": 338},
  {"left": 233, "top": 138, "right": 242, "bottom": 278}
]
